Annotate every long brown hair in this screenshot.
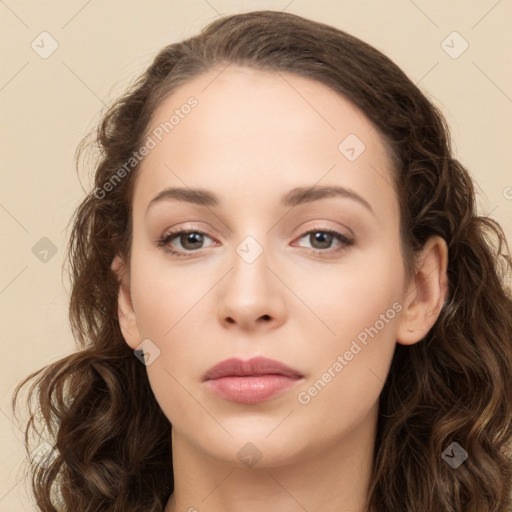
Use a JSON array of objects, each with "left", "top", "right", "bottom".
[{"left": 12, "top": 10, "right": 512, "bottom": 511}]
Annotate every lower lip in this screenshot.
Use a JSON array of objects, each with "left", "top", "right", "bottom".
[{"left": 205, "top": 375, "right": 301, "bottom": 404}]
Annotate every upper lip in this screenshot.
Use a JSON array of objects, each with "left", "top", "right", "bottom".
[{"left": 203, "top": 356, "right": 304, "bottom": 381}]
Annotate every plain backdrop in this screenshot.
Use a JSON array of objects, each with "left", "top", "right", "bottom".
[{"left": 1, "top": 1, "right": 511, "bottom": 509}]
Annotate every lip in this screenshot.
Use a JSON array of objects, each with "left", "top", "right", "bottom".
[{"left": 203, "top": 356, "right": 304, "bottom": 404}]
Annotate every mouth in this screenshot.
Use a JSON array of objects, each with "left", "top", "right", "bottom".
[{"left": 203, "top": 356, "right": 304, "bottom": 404}]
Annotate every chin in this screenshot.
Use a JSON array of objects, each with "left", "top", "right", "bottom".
[{"left": 193, "top": 426, "right": 311, "bottom": 469}]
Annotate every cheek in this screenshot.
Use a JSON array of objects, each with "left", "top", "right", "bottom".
[
  {"left": 301, "top": 236, "right": 405, "bottom": 344},
  {"left": 129, "top": 244, "right": 200, "bottom": 339},
  {"left": 128, "top": 250, "right": 208, "bottom": 425},
  {"left": 128, "top": 244, "right": 216, "bottom": 387},
  {"left": 293, "top": 241, "right": 404, "bottom": 409}
]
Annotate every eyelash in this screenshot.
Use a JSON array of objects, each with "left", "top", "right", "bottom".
[{"left": 156, "top": 227, "right": 354, "bottom": 259}]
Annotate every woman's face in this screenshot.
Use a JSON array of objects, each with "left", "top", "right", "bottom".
[{"left": 118, "top": 66, "right": 411, "bottom": 466}]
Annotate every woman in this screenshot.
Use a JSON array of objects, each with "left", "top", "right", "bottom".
[{"left": 12, "top": 10, "right": 512, "bottom": 512}]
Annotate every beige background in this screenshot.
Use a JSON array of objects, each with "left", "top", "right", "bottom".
[{"left": 1, "top": 0, "right": 511, "bottom": 509}]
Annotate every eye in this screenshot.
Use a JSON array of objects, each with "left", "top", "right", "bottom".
[
  {"left": 294, "top": 228, "right": 354, "bottom": 256},
  {"left": 156, "top": 229, "right": 217, "bottom": 257},
  {"left": 156, "top": 226, "right": 354, "bottom": 259}
]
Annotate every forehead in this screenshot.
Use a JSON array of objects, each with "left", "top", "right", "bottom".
[{"left": 133, "top": 66, "right": 397, "bottom": 219}]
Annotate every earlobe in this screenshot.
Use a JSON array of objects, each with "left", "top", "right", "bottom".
[
  {"left": 111, "top": 254, "right": 141, "bottom": 349},
  {"left": 396, "top": 236, "right": 449, "bottom": 346}
]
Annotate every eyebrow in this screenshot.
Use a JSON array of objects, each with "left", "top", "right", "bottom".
[{"left": 145, "top": 185, "right": 375, "bottom": 216}]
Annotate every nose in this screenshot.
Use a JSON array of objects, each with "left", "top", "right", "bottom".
[{"left": 216, "top": 244, "right": 287, "bottom": 331}]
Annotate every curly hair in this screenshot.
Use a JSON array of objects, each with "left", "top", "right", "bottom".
[{"left": 12, "top": 10, "right": 512, "bottom": 512}]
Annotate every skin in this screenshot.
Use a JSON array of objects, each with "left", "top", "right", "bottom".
[{"left": 112, "top": 66, "right": 448, "bottom": 512}]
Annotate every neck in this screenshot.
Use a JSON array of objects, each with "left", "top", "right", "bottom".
[{"left": 165, "top": 403, "right": 377, "bottom": 512}]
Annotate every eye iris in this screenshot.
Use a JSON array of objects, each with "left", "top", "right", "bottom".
[
  {"left": 181, "top": 232, "right": 203, "bottom": 250},
  {"left": 311, "top": 232, "right": 332, "bottom": 249}
]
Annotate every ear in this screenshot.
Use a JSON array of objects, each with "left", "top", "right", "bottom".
[
  {"left": 111, "top": 254, "right": 141, "bottom": 349},
  {"left": 396, "top": 235, "right": 449, "bottom": 345}
]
